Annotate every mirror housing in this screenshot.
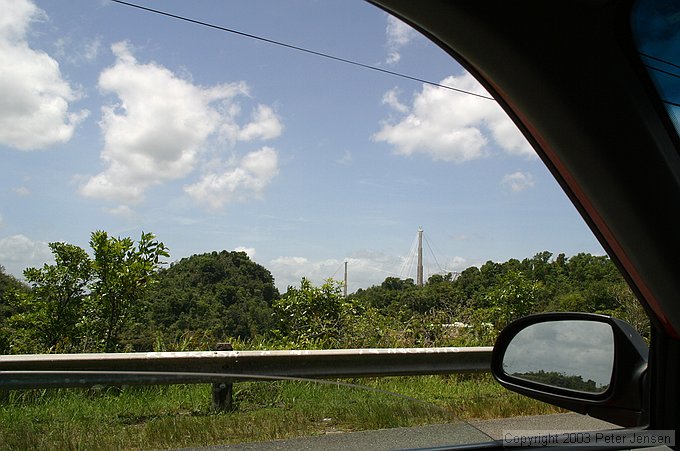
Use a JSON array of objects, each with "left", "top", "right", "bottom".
[{"left": 491, "top": 312, "right": 648, "bottom": 427}]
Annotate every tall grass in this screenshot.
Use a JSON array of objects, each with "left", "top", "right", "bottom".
[{"left": 0, "top": 374, "right": 562, "bottom": 450}]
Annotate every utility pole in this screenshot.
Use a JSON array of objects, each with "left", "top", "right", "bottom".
[
  {"left": 417, "top": 227, "right": 424, "bottom": 287},
  {"left": 344, "top": 260, "right": 348, "bottom": 298}
]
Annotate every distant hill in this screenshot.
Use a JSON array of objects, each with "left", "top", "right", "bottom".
[{"left": 143, "top": 251, "right": 279, "bottom": 346}]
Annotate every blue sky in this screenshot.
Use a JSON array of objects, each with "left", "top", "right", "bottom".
[{"left": 0, "top": 0, "right": 604, "bottom": 292}]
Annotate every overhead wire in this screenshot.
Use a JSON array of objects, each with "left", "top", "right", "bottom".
[
  {"left": 110, "top": 0, "right": 495, "bottom": 101},
  {"left": 644, "top": 64, "right": 680, "bottom": 81},
  {"left": 639, "top": 52, "right": 680, "bottom": 108},
  {"left": 640, "top": 52, "right": 680, "bottom": 71},
  {"left": 107, "top": 1, "right": 504, "bottom": 286},
  {"left": 423, "top": 234, "right": 445, "bottom": 274},
  {"left": 398, "top": 233, "right": 419, "bottom": 279},
  {"left": 329, "top": 261, "right": 345, "bottom": 280}
]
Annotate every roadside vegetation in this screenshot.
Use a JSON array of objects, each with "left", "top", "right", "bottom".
[
  {"left": 0, "top": 375, "right": 563, "bottom": 450},
  {"left": 0, "top": 230, "right": 649, "bottom": 449}
]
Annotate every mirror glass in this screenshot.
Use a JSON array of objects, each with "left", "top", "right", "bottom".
[{"left": 502, "top": 320, "right": 614, "bottom": 394}]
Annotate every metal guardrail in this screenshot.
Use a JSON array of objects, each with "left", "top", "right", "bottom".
[{"left": 0, "top": 346, "right": 493, "bottom": 390}]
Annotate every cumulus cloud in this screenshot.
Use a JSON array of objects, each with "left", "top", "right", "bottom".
[
  {"left": 184, "top": 147, "right": 279, "bottom": 210},
  {"left": 373, "top": 73, "right": 534, "bottom": 162},
  {"left": 0, "top": 234, "right": 52, "bottom": 277},
  {"left": 0, "top": 0, "right": 88, "bottom": 150},
  {"left": 385, "top": 14, "right": 417, "bottom": 65},
  {"left": 104, "top": 204, "right": 135, "bottom": 218},
  {"left": 501, "top": 171, "right": 535, "bottom": 192},
  {"left": 237, "top": 105, "right": 283, "bottom": 141},
  {"left": 234, "top": 246, "right": 256, "bottom": 258},
  {"left": 268, "top": 249, "right": 466, "bottom": 294},
  {"left": 382, "top": 88, "right": 409, "bottom": 113},
  {"left": 446, "top": 255, "right": 468, "bottom": 270},
  {"left": 269, "top": 256, "right": 345, "bottom": 292},
  {"left": 80, "top": 42, "right": 282, "bottom": 207},
  {"left": 55, "top": 35, "right": 102, "bottom": 64}
]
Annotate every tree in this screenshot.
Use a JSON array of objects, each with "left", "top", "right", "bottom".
[
  {"left": 484, "top": 270, "right": 541, "bottom": 327},
  {"left": 88, "top": 231, "right": 168, "bottom": 352},
  {"left": 13, "top": 243, "right": 92, "bottom": 351},
  {"left": 146, "top": 250, "right": 279, "bottom": 346},
  {"left": 274, "top": 278, "right": 355, "bottom": 347},
  {"left": 610, "top": 283, "right": 650, "bottom": 342},
  {"left": 0, "top": 266, "right": 30, "bottom": 353},
  {"left": 6, "top": 231, "right": 168, "bottom": 353},
  {"left": 0, "top": 265, "right": 29, "bottom": 322}
]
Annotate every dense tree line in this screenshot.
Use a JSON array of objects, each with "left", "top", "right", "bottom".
[
  {"left": 348, "top": 251, "right": 644, "bottom": 345},
  {"left": 352, "top": 251, "right": 625, "bottom": 316},
  {"left": 514, "top": 370, "right": 605, "bottom": 393},
  {"left": 142, "top": 250, "right": 279, "bottom": 350},
  {"left": 0, "top": 233, "right": 648, "bottom": 353}
]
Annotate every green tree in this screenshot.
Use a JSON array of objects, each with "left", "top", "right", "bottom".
[
  {"left": 19, "top": 243, "right": 91, "bottom": 351},
  {"left": 7, "top": 232, "right": 168, "bottom": 353},
  {"left": 0, "top": 266, "right": 30, "bottom": 353},
  {"left": 610, "top": 283, "right": 650, "bottom": 342},
  {"left": 484, "top": 270, "right": 541, "bottom": 327},
  {"left": 274, "top": 278, "right": 356, "bottom": 347},
  {"left": 146, "top": 250, "right": 278, "bottom": 347},
  {"left": 88, "top": 231, "right": 168, "bottom": 352},
  {"left": 0, "top": 265, "right": 28, "bottom": 303}
]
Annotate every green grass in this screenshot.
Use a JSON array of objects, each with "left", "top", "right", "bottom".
[{"left": 0, "top": 374, "right": 563, "bottom": 450}]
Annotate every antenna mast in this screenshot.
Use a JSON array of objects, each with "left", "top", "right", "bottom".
[
  {"left": 344, "top": 260, "right": 348, "bottom": 297},
  {"left": 417, "top": 227, "right": 424, "bottom": 286}
]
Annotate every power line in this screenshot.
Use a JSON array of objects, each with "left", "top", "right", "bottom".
[
  {"left": 660, "top": 98, "right": 680, "bottom": 109},
  {"left": 110, "top": 0, "right": 495, "bottom": 101},
  {"left": 640, "top": 52, "right": 680, "bottom": 71},
  {"left": 329, "top": 261, "right": 345, "bottom": 280},
  {"left": 423, "top": 234, "right": 445, "bottom": 274},
  {"left": 639, "top": 52, "right": 680, "bottom": 108},
  {"left": 644, "top": 64, "right": 680, "bottom": 81},
  {"left": 399, "top": 232, "right": 420, "bottom": 279}
]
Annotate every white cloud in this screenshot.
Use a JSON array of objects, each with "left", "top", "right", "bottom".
[
  {"left": 373, "top": 73, "right": 534, "bottom": 162},
  {"left": 447, "top": 255, "right": 468, "bottom": 271},
  {"left": 269, "top": 256, "right": 342, "bottom": 291},
  {"left": 0, "top": 234, "right": 52, "bottom": 277},
  {"left": 271, "top": 256, "right": 309, "bottom": 267},
  {"left": 345, "top": 252, "right": 405, "bottom": 289},
  {"left": 382, "top": 88, "right": 408, "bottom": 114},
  {"left": 80, "top": 42, "right": 282, "bottom": 207},
  {"left": 237, "top": 105, "right": 283, "bottom": 141},
  {"left": 55, "top": 35, "right": 103, "bottom": 64},
  {"left": 234, "top": 246, "right": 256, "bottom": 258},
  {"left": 0, "top": 0, "right": 88, "bottom": 150},
  {"left": 83, "top": 36, "right": 102, "bottom": 61},
  {"left": 268, "top": 250, "right": 465, "bottom": 294},
  {"left": 385, "top": 14, "right": 417, "bottom": 65},
  {"left": 336, "top": 150, "right": 353, "bottom": 165},
  {"left": 501, "top": 171, "right": 535, "bottom": 192},
  {"left": 104, "top": 204, "right": 135, "bottom": 218},
  {"left": 184, "top": 147, "right": 279, "bottom": 210},
  {"left": 12, "top": 186, "right": 30, "bottom": 196}
]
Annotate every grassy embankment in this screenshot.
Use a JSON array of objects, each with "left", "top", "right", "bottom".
[{"left": 0, "top": 374, "right": 563, "bottom": 450}]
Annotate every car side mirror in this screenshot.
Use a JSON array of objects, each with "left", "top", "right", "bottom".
[{"left": 491, "top": 313, "right": 648, "bottom": 427}]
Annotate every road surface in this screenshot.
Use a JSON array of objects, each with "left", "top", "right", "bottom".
[{"left": 188, "top": 413, "right": 617, "bottom": 450}]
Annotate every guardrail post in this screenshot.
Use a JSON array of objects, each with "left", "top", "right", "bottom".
[{"left": 212, "top": 343, "right": 234, "bottom": 411}]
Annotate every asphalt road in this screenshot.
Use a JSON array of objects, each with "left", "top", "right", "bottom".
[{"left": 187, "top": 413, "right": 617, "bottom": 450}]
